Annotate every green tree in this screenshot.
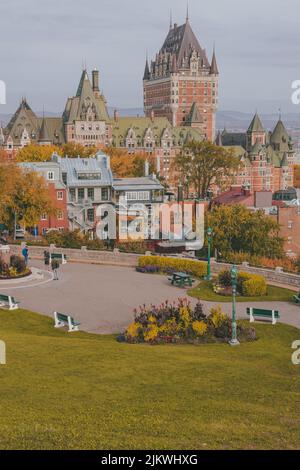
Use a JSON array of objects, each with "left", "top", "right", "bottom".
[
  {"left": 175, "top": 141, "right": 240, "bottom": 198},
  {"left": 206, "top": 204, "right": 284, "bottom": 259}
]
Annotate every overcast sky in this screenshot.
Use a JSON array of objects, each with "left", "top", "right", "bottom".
[{"left": 1, "top": 0, "right": 300, "bottom": 114}]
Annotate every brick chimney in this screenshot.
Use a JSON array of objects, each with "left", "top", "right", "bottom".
[
  {"left": 92, "top": 69, "right": 100, "bottom": 97},
  {"left": 114, "top": 109, "right": 119, "bottom": 122}
]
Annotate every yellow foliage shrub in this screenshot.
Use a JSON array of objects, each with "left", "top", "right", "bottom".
[
  {"left": 138, "top": 256, "right": 207, "bottom": 278},
  {"left": 144, "top": 324, "right": 159, "bottom": 342},
  {"left": 179, "top": 306, "right": 191, "bottom": 327},
  {"left": 192, "top": 321, "right": 208, "bottom": 337},
  {"left": 242, "top": 276, "right": 267, "bottom": 296},
  {"left": 209, "top": 306, "right": 228, "bottom": 328},
  {"left": 126, "top": 322, "right": 142, "bottom": 338}
]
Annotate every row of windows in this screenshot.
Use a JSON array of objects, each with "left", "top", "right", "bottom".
[
  {"left": 41, "top": 210, "right": 64, "bottom": 221},
  {"left": 125, "top": 191, "right": 150, "bottom": 201}
]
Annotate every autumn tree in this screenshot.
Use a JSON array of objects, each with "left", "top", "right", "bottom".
[
  {"left": 0, "top": 162, "right": 56, "bottom": 231},
  {"left": 16, "top": 144, "right": 60, "bottom": 162},
  {"left": 60, "top": 142, "right": 98, "bottom": 158},
  {"left": 105, "top": 147, "right": 155, "bottom": 177},
  {"left": 175, "top": 141, "right": 240, "bottom": 198},
  {"left": 294, "top": 165, "right": 300, "bottom": 188},
  {"left": 206, "top": 204, "right": 284, "bottom": 259}
]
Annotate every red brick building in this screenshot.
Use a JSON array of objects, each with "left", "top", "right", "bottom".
[
  {"left": 219, "top": 113, "right": 296, "bottom": 193},
  {"left": 143, "top": 13, "right": 219, "bottom": 141},
  {"left": 19, "top": 161, "right": 68, "bottom": 235}
]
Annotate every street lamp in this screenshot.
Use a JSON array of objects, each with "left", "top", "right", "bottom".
[
  {"left": 229, "top": 265, "right": 240, "bottom": 346},
  {"left": 205, "top": 227, "right": 213, "bottom": 281}
]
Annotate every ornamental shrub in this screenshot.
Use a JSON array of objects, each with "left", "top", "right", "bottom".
[
  {"left": 218, "top": 269, "right": 232, "bottom": 287},
  {"left": 10, "top": 255, "right": 26, "bottom": 273},
  {"left": 192, "top": 321, "right": 208, "bottom": 337},
  {"left": 138, "top": 256, "right": 207, "bottom": 278},
  {"left": 126, "top": 322, "right": 142, "bottom": 340},
  {"left": 208, "top": 306, "right": 228, "bottom": 328},
  {"left": 242, "top": 276, "right": 267, "bottom": 297}
]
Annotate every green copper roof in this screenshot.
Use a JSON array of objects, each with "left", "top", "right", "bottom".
[
  {"left": 185, "top": 102, "right": 203, "bottom": 125},
  {"left": 247, "top": 113, "right": 264, "bottom": 133},
  {"left": 110, "top": 116, "right": 203, "bottom": 147}
]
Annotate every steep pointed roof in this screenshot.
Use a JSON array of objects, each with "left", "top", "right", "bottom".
[
  {"left": 143, "top": 59, "right": 150, "bottom": 80},
  {"left": 63, "top": 69, "right": 109, "bottom": 122},
  {"left": 186, "top": 102, "right": 203, "bottom": 125},
  {"left": 247, "top": 113, "right": 264, "bottom": 133},
  {"left": 4, "top": 98, "right": 38, "bottom": 144},
  {"left": 160, "top": 20, "right": 210, "bottom": 68},
  {"left": 38, "top": 116, "right": 51, "bottom": 142},
  {"left": 210, "top": 48, "right": 219, "bottom": 75},
  {"left": 271, "top": 119, "right": 289, "bottom": 145}
]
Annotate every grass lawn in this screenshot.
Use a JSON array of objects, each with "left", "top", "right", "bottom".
[
  {"left": 0, "top": 308, "right": 300, "bottom": 450},
  {"left": 188, "top": 280, "right": 296, "bottom": 303}
]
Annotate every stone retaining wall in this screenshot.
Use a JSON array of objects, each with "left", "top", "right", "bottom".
[
  {"left": 9, "top": 245, "right": 140, "bottom": 268},
  {"left": 8, "top": 245, "right": 300, "bottom": 288}
]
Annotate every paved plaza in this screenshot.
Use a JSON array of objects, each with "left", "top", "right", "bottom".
[{"left": 2, "top": 260, "right": 300, "bottom": 333}]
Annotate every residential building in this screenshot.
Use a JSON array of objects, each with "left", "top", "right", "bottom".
[
  {"left": 19, "top": 161, "right": 68, "bottom": 235},
  {"left": 53, "top": 151, "right": 113, "bottom": 232}
]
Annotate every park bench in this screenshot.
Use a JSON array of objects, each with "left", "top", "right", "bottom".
[
  {"left": 50, "top": 253, "right": 67, "bottom": 265},
  {"left": 0, "top": 294, "right": 20, "bottom": 310},
  {"left": 293, "top": 292, "right": 300, "bottom": 304},
  {"left": 168, "top": 272, "right": 195, "bottom": 288},
  {"left": 246, "top": 307, "right": 280, "bottom": 325},
  {"left": 53, "top": 311, "right": 80, "bottom": 332}
]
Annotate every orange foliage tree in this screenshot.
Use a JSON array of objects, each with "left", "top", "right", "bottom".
[
  {"left": 0, "top": 161, "right": 56, "bottom": 231},
  {"left": 105, "top": 147, "right": 155, "bottom": 177}
]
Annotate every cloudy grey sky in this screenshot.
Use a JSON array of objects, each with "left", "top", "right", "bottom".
[{"left": 0, "top": 0, "right": 299, "bottom": 114}]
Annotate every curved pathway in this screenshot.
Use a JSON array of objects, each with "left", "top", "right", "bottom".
[{"left": 1, "top": 261, "right": 299, "bottom": 333}]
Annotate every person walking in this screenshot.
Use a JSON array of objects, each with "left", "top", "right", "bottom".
[
  {"left": 44, "top": 250, "right": 50, "bottom": 270},
  {"left": 51, "top": 258, "right": 60, "bottom": 281},
  {"left": 22, "top": 245, "right": 29, "bottom": 266}
]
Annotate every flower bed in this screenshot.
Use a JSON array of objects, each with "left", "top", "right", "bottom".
[
  {"left": 215, "top": 269, "right": 267, "bottom": 297},
  {"left": 121, "top": 298, "right": 256, "bottom": 345},
  {"left": 138, "top": 256, "right": 207, "bottom": 278},
  {"left": 0, "top": 255, "right": 30, "bottom": 279}
]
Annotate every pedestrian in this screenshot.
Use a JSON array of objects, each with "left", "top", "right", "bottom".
[
  {"left": 44, "top": 250, "right": 50, "bottom": 270},
  {"left": 22, "top": 245, "right": 29, "bottom": 266},
  {"left": 51, "top": 258, "right": 60, "bottom": 280}
]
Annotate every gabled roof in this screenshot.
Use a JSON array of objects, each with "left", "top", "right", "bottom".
[
  {"left": 250, "top": 140, "right": 264, "bottom": 155},
  {"left": 4, "top": 98, "right": 38, "bottom": 144},
  {"left": 221, "top": 131, "right": 247, "bottom": 149},
  {"left": 185, "top": 102, "right": 203, "bottom": 125},
  {"left": 63, "top": 70, "right": 109, "bottom": 123},
  {"left": 247, "top": 113, "right": 264, "bottom": 133},
  {"left": 110, "top": 116, "right": 204, "bottom": 147},
  {"left": 160, "top": 20, "right": 210, "bottom": 69}
]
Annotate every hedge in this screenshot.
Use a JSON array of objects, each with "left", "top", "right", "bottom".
[
  {"left": 138, "top": 256, "right": 207, "bottom": 278},
  {"left": 238, "top": 272, "right": 267, "bottom": 297}
]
